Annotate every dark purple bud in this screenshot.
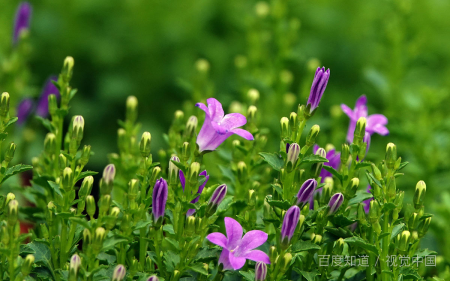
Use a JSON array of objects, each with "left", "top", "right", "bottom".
[
  {"left": 36, "top": 76, "right": 59, "bottom": 117},
  {"left": 285, "top": 143, "right": 290, "bottom": 154},
  {"left": 16, "top": 98, "right": 34, "bottom": 124},
  {"left": 307, "top": 67, "right": 330, "bottom": 113},
  {"left": 296, "top": 179, "right": 317, "bottom": 206},
  {"left": 328, "top": 193, "right": 344, "bottom": 215},
  {"left": 206, "top": 184, "right": 227, "bottom": 216},
  {"left": 255, "top": 261, "right": 268, "bottom": 281},
  {"left": 281, "top": 205, "right": 300, "bottom": 245},
  {"left": 147, "top": 276, "right": 159, "bottom": 281},
  {"left": 13, "top": 2, "right": 32, "bottom": 45},
  {"left": 186, "top": 170, "right": 210, "bottom": 216},
  {"left": 152, "top": 178, "right": 168, "bottom": 222},
  {"left": 112, "top": 264, "right": 126, "bottom": 281}
]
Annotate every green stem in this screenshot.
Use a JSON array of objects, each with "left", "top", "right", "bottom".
[
  {"left": 60, "top": 219, "right": 68, "bottom": 268},
  {"left": 139, "top": 228, "right": 147, "bottom": 270},
  {"left": 9, "top": 227, "right": 15, "bottom": 280}
]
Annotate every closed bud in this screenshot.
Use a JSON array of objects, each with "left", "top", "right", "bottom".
[
  {"left": 280, "top": 117, "right": 289, "bottom": 138},
  {"left": 152, "top": 178, "right": 168, "bottom": 224},
  {"left": 334, "top": 238, "right": 345, "bottom": 254},
  {"left": 128, "top": 179, "right": 139, "bottom": 200},
  {"left": 394, "top": 191, "right": 405, "bottom": 209},
  {"left": 289, "top": 112, "right": 298, "bottom": 132},
  {"left": 418, "top": 217, "right": 431, "bottom": 238},
  {"left": 126, "top": 96, "right": 138, "bottom": 124},
  {"left": 247, "top": 105, "right": 257, "bottom": 121},
  {"left": 286, "top": 143, "right": 300, "bottom": 171},
  {"left": 328, "top": 193, "right": 344, "bottom": 215},
  {"left": 5, "top": 193, "right": 15, "bottom": 207},
  {"left": 341, "top": 144, "right": 350, "bottom": 165},
  {"left": 99, "top": 195, "right": 111, "bottom": 215},
  {"left": 368, "top": 200, "right": 380, "bottom": 223},
  {"left": 408, "top": 213, "right": 419, "bottom": 230},
  {"left": 62, "top": 167, "right": 74, "bottom": 191},
  {"left": 48, "top": 94, "right": 58, "bottom": 116},
  {"left": 72, "top": 115, "right": 85, "bottom": 142},
  {"left": 322, "top": 177, "right": 333, "bottom": 202},
  {"left": 101, "top": 164, "right": 115, "bottom": 195},
  {"left": 189, "top": 162, "right": 201, "bottom": 184},
  {"left": 206, "top": 184, "right": 227, "bottom": 216},
  {"left": 255, "top": 261, "right": 267, "bottom": 280},
  {"left": 4, "top": 143, "right": 16, "bottom": 162},
  {"left": 385, "top": 143, "right": 397, "bottom": 170},
  {"left": 413, "top": 181, "right": 426, "bottom": 209},
  {"left": 311, "top": 233, "right": 322, "bottom": 244},
  {"left": 80, "top": 145, "right": 91, "bottom": 166},
  {"left": 83, "top": 228, "right": 91, "bottom": 246},
  {"left": 357, "top": 203, "right": 367, "bottom": 225},
  {"left": 186, "top": 216, "right": 196, "bottom": 236},
  {"left": 185, "top": 116, "right": 198, "bottom": 138},
  {"left": 281, "top": 206, "right": 300, "bottom": 248},
  {"left": 282, "top": 253, "right": 293, "bottom": 271},
  {"left": 62, "top": 56, "right": 74, "bottom": 82},
  {"left": 296, "top": 179, "right": 317, "bottom": 206},
  {"left": 248, "top": 189, "right": 257, "bottom": 206},
  {"left": 151, "top": 166, "right": 162, "bottom": 183},
  {"left": 94, "top": 227, "right": 106, "bottom": 249},
  {"left": 353, "top": 117, "right": 366, "bottom": 144},
  {"left": 58, "top": 154, "right": 67, "bottom": 171},
  {"left": 79, "top": 176, "right": 94, "bottom": 199},
  {"left": 8, "top": 199, "right": 19, "bottom": 225},
  {"left": 112, "top": 264, "right": 126, "bottom": 281},
  {"left": 398, "top": 230, "right": 410, "bottom": 252},
  {"left": 169, "top": 156, "right": 180, "bottom": 185},
  {"left": 147, "top": 276, "right": 159, "bottom": 281},
  {"left": 140, "top": 132, "right": 152, "bottom": 157},
  {"left": 247, "top": 89, "right": 260, "bottom": 104},
  {"left": 69, "top": 254, "right": 81, "bottom": 278},
  {"left": 86, "top": 195, "right": 96, "bottom": 218},
  {"left": 346, "top": 178, "right": 360, "bottom": 197},
  {"left": 22, "top": 254, "right": 35, "bottom": 276},
  {"left": 44, "top": 133, "right": 56, "bottom": 155},
  {"left": 306, "top": 125, "right": 320, "bottom": 146},
  {"left": 0, "top": 92, "right": 10, "bottom": 117},
  {"left": 237, "top": 161, "right": 248, "bottom": 184}
]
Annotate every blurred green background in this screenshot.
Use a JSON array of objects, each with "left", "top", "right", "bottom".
[{"left": 1, "top": 0, "right": 450, "bottom": 266}]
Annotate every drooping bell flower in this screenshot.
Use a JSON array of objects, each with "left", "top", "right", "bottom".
[
  {"left": 206, "top": 217, "right": 270, "bottom": 270},
  {"left": 179, "top": 170, "right": 209, "bottom": 216},
  {"left": 281, "top": 205, "right": 300, "bottom": 246},
  {"left": 36, "top": 76, "right": 59, "bottom": 117},
  {"left": 306, "top": 67, "right": 330, "bottom": 114},
  {"left": 341, "top": 95, "right": 389, "bottom": 143},
  {"left": 196, "top": 98, "right": 253, "bottom": 152},
  {"left": 152, "top": 178, "right": 168, "bottom": 223},
  {"left": 13, "top": 2, "right": 32, "bottom": 46},
  {"left": 16, "top": 98, "right": 34, "bottom": 124}
]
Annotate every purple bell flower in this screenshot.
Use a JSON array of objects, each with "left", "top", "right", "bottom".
[
  {"left": 16, "top": 98, "right": 34, "bottom": 124},
  {"left": 207, "top": 217, "right": 270, "bottom": 270},
  {"left": 36, "top": 76, "right": 59, "bottom": 117},
  {"left": 281, "top": 205, "right": 301, "bottom": 245},
  {"left": 296, "top": 179, "right": 317, "bottom": 206},
  {"left": 179, "top": 170, "right": 209, "bottom": 216},
  {"left": 328, "top": 193, "right": 344, "bottom": 215},
  {"left": 307, "top": 67, "right": 330, "bottom": 114},
  {"left": 152, "top": 178, "right": 168, "bottom": 223},
  {"left": 341, "top": 95, "right": 389, "bottom": 143},
  {"left": 196, "top": 98, "right": 253, "bottom": 152},
  {"left": 13, "top": 2, "right": 32, "bottom": 46}
]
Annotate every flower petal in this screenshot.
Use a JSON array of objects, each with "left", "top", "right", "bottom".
[
  {"left": 219, "top": 248, "right": 233, "bottom": 270},
  {"left": 355, "top": 95, "right": 367, "bottom": 108},
  {"left": 195, "top": 102, "right": 210, "bottom": 117},
  {"left": 367, "top": 114, "right": 388, "bottom": 126},
  {"left": 313, "top": 144, "right": 319, "bottom": 154},
  {"left": 220, "top": 113, "right": 247, "bottom": 130},
  {"left": 224, "top": 217, "right": 243, "bottom": 249},
  {"left": 354, "top": 95, "right": 368, "bottom": 118},
  {"left": 368, "top": 124, "right": 389, "bottom": 136},
  {"left": 341, "top": 104, "right": 354, "bottom": 119},
  {"left": 231, "top": 128, "right": 254, "bottom": 141},
  {"left": 206, "top": 232, "right": 227, "bottom": 248},
  {"left": 242, "top": 250, "right": 270, "bottom": 264},
  {"left": 237, "top": 230, "right": 268, "bottom": 255},
  {"left": 179, "top": 170, "right": 185, "bottom": 191},
  {"left": 229, "top": 252, "right": 247, "bottom": 270},
  {"left": 206, "top": 98, "right": 225, "bottom": 122}
]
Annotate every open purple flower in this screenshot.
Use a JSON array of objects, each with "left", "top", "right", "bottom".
[
  {"left": 363, "top": 185, "right": 372, "bottom": 214},
  {"left": 206, "top": 217, "right": 270, "bottom": 270},
  {"left": 37, "top": 76, "right": 59, "bottom": 117},
  {"left": 196, "top": 98, "right": 253, "bottom": 152},
  {"left": 13, "top": 2, "right": 32, "bottom": 45},
  {"left": 307, "top": 67, "right": 330, "bottom": 114},
  {"left": 17, "top": 98, "right": 34, "bottom": 125},
  {"left": 341, "top": 95, "right": 389, "bottom": 143},
  {"left": 179, "top": 170, "right": 209, "bottom": 216}
]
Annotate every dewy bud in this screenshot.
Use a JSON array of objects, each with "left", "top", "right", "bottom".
[
  {"left": 140, "top": 132, "right": 152, "bottom": 157},
  {"left": 8, "top": 200, "right": 19, "bottom": 225},
  {"left": 398, "top": 230, "right": 410, "bottom": 252},
  {"left": 62, "top": 167, "right": 74, "bottom": 191},
  {"left": 22, "top": 254, "right": 35, "bottom": 276},
  {"left": 296, "top": 179, "right": 317, "bottom": 206},
  {"left": 44, "top": 133, "right": 56, "bottom": 155},
  {"left": 4, "top": 143, "right": 16, "bottom": 162},
  {"left": 413, "top": 180, "right": 426, "bottom": 209},
  {"left": 112, "top": 264, "right": 126, "bottom": 281},
  {"left": 79, "top": 176, "right": 94, "bottom": 199},
  {"left": 86, "top": 195, "right": 96, "bottom": 218},
  {"left": 280, "top": 117, "right": 289, "bottom": 138},
  {"left": 306, "top": 125, "right": 320, "bottom": 146},
  {"left": 147, "top": 276, "right": 159, "bottom": 281},
  {"left": 69, "top": 254, "right": 81, "bottom": 276},
  {"left": 247, "top": 89, "right": 260, "bottom": 103},
  {"left": 341, "top": 144, "right": 350, "bottom": 165},
  {"left": 281, "top": 206, "right": 300, "bottom": 248},
  {"left": 286, "top": 143, "right": 300, "bottom": 171},
  {"left": 126, "top": 96, "right": 138, "bottom": 124},
  {"left": 385, "top": 143, "right": 397, "bottom": 170},
  {"left": 237, "top": 161, "right": 248, "bottom": 184},
  {"left": 169, "top": 156, "right": 180, "bottom": 185},
  {"left": 353, "top": 117, "right": 367, "bottom": 144},
  {"left": 328, "top": 193, "right": 344, "bottom": 215},
  {"left": 152, "top": 178, "right": 168, "bottom": 224},
  {"left": 72, "top": 115, "right": 85, "bottom": 142},
  {"left": 0, "top": 92, "right": 10, "bottom": 117},
  {"left": 206, "top": 184, "right": 227, "bottom": 215},
  {"left": 185, "top": 116, "right": 198, "bottom": 138},
  {"left": 80, "top": 145, "right": 91, "bottom": 166},
  {"left": 255, "top": 261, "right": 268, "bottom": 281}
]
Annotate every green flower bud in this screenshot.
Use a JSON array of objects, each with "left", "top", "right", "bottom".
[
  {"left": 306, "top": 125, "right": 320, "bottom": 146},
  {"left": 408, "top": 213, "right": 419, "bottom": 230},
  {"left": 1, "top": 225, "right": 9, "bottom": 245},
  {"left": 185, "top": 116, "right": 198, "bottom": 138},
  {"left": 86, "top": 195, "right": 96, "bottom": 218},
  {"left": 140, "top": 132, "right": 152, "bottom": 158},
  {"left": 72, "top": 115, "right": 85, "bottom": 142},
  {"left": 398, "top": 230, "right": 410, "bottom": 253},
  {"left": 79, "top": 145, "right": 91, "bottom": 166},
  {"left": 281, "top": 252, "right": 293, "bottom": 271},
  {"left": 8, "top": 199, "right": 19, "bottom": 225},
  {"left": 322, "top": 177, "right": 333, "bottom": 203},
  {"left": 99, "top": 195, "right": 111, "bottom": 216},
  {"left": 61, "top": 167, "right": 74, "bottom": 191},
  {"left": 353, "top": 117, "right": 366, "bottom": 144},
  {"left": 269, "top": 246, "right": 277, "bottom": 264},
  {"left": 247, "top": 105, "right": 257, "bottom": 122},
  {"left": 299, "top": 214, "right": 305, "bottom": 230},
  {"left": 237, "top": 161, "right": 248, "bottom": 184},
  {"left": 341, "top": 144, "right": 350, "bottom": 165},
  {"left": 311, "top": 233, "right": 322, "bottom": 244},
  {"left": 394, "top": 191, "right": 404, "bottom": 209},
  {"left": 174, "top": 110, "right": 184, "bottom": 124},
  {"left": 248, "top": 189, "right": 256, "bottom": 206},
  {"left": 346, "top": 177, "right": 359, "bottom": 197},
  {"left": 169, "top": 156, "right": 180, "bottom": 185},
  {"left": 180, "top": 142, "right": 191, "bottom": 162},
  {"left": 368, "top": 200, "right": 380, "bottom": 223},
  {"left": 57, "top": 154, "right": 67, "bottom": 172},
  {"left": 83, "top": 228, "right": 91, "bottom": 251},
  {"left": 413, "top": 180, "right": 426, "bottom": 209},
  {"left": 128, "top": 179, "right": 139, "bottom": 200},
  {"left": 100, "top": 164, "right": 115, "bottom": 195},
  {"left": 46, "top": 201, "right": 56, "bottom": 225},
  {"left": 357, "top": 203, "right": 367, "bottom": 225},
  {"left": 44, "top": 133, "right": 56, "bottom": 155},
  {"left": 189, "top": 162, "right": 201, "bottom": 184},
  {"left": 93, "top": 227, "right": 106, "bottom": 250},
  {"left": 5, "top": 193, "right": 15, "bottom": 207},
  {"left": 69, "top": 254, "right": 81, "bottom": 279},
  {"left": 185, "top": 216, "right": 196, "bottom": 236},
  {"left": 418, "top": 217, "right": 431, "bottom": 238},
  {"left": 334, "top": 238, "right": 345, "bottom": 255},
  {"left": 22, "top": 254, "right": 35, "bottom": 276},
  {"left": 312, "top": 147, "right": 326, "bottom": 177},
  {"left": 62, "top": 56, "right": 74, "bottom": 82},
  {"left": 195, "top": 59, "right": 210, "bottom": 73},
  {"left": 79, "top": 176, "right": 94, "bottom": 199},
  {"left": 0, "top": 92, "right": 10, "bottom": 117},
  {"left": 373, "top": 221, "right": 382, "bottom": 234},
  {"left": 151, "top": 166, "right": 162, "bottom": 183},
  {"left": 289, "top": 112, "right": 298, "bottom": 132},
  {"left": 385, "top": 143, "right": 397, "bottom": 170},
  {"left": 286, "top": 143, "right": 300, "bottom": 171},
  {"left": 48, "top": 94, "right": 58, "bottom": 116},
  {"left": 280, "top": 117, "right": 289, "bottom": 138},
  {"left": 247, "top": 89, "right": 260, "bottom": 104},
  {"left": 387, "top": 177, "right": 396, "bottom": 199},
  {"left": 126, "top": 96, "right": 138, "bottom": 124},
  {"left": 4, "top": 142, "right": 16, "bottom": 162}
]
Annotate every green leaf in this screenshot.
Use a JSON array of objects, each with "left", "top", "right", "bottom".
[
  {"left": 4, "top": 117, "right": 19, "bottom": 129},
  {"left": 348, "top": 190, "right": 373, "bottom": 206},
  {"left": 399, "top": 267, "right": 420, "bottom": 280},
  {"left": 163, "top": 224, "right": 175, "bottom": 235},
  {"left": 381, "top": 203, "right": 396, "bottom": 213},
  {"left": 259, "top": 152, "right": 284, "bottom": 171},
  {"left": 396, "top": 162, "right": 409, "bottom": 171},
  {"left": 35, "top": 116, "right": 54, "bottom": 132},
  {"left": 134, "top": 221, "right": 152, "bottom": 230},
  {"left": 344, "top": 236, "right": 379, "bottom": 255},
  {"left": 322, "top": 166, "right": 343, "bottom": 183},
  {"left": 216, "top": 196, "right": 234, "bottom": 214},
  {"left": 189, "top": 263, "right": 208, "bottom": 275},
  {"left": 75, "top": 171, "right": 98, "bottom": 182},
  {"left": 28, "top": 241, "right": 55, "bottom": 278},
  {"left": 239, "top": 271, "right": 255, "bottom": 281},
  {"left": 194, "top": 247, "right": 220, "bottom": 262},
  {"left": 165, "top": 238, "right": 180, "bottom": 250},
  {"left": 97, "top": 253, "right": 116, "bottom": 265},
  {"left": 292, "top": 240, "right": 321, "bottom": 252},
  {"left": 69, "top": 217, "right": 90, "bottom": 229},
  {"left": 47, "top": 181, "right": 63, "bottom": 198},
  {"left": 390, "top": 223, "right": 405, "bottom": 240},
  {"left": 298, "top": 270, "right": 320, "bottom": 281},
  {"left": 266, "top": 199, "right": 291, "bottom": 210},
  {"left": 1, "top": 164, "right": 33, "bottom": 184},
  {"left": 354, "top": 161, "right": 372, "bottom": 169},
  {"left": 299, "top": 154, "right": 329, "bottom": 164},
  {"left": 272, "top": 184, "right": 283, "bottom": 195},
  {"left": 414, "top": 248, "right": 437, "bottom": 257},
  {"left": 163, "top": 250, "right": 180, "bottom": 273},
  {"left": 218, "top": 165, "right": 235, "bottom": 184},
  {"left": 365, "top": 171, "right": 383, "bottom": 188},
  {"left": 330, "top": 214, "right": 356, "bottom": 228},
  {"left": 101, "top": 237, "right": 128, "bottom": 251},
  {"left": 0, "top": 132, "right": 8, "bottom": 141},
  {"left": 170, "top": 160, "right": 186, "bottom": 172}
]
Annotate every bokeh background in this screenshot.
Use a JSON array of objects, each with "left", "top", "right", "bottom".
[{"left": 1, "top": 0, "right": 450, "bottom": 269}]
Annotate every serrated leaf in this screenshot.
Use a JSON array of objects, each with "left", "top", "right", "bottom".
[
  {"left": 194, "top": 247, "right": 220, "bottom": 262},
  {"left": 163, "top": 250, "right": 180, "bottom": 273},
  {"left": 28, "top": 241, "right": 55, "bottom": 279},
  {"left": 259, "top": 152, "right": 284, "bottom": 171},
  {"left": 322, "top": 166, "right": 343, "bottom": 183},
  {"left": 399, "top": 267, "right": 420, "bottom": 279},
  {"left": 330, "top": 214, "right": 356, "bottom": 228},
  {"left": 266, "top": 199, "right": 291, "bottom": 210},
  {"left": 390, "top": 223, "right": 405, "bottom": 240},
  {"left": 292, "top": 240, "right": 321, "bottom": 252},
  {"left": 299, "top": 154, "right": 329, "bottom": 164},
  {"left": 414, "top": 248, "right": 437, "bottom": 257},
  {"left": 354, "top": 161, "right": 372, "bottom": 169},
  {"left": 75, "top": 171, "right": 98, "bottom": 182},
  {"left": 69, "top": 217, "right": 90, "bottom": 229},
  {"left": 189, "top": 263, "right": 208, "bottom": 275},
  {"left": 101, "top": 237, "right": 128, "bottom": 251},
  {"left": 381, "top": 203, "right": 396, "bottom": 213},
  {"left": 47, "top": 181, "right": 63, "bottom": 198},
  {"left": 298, "top": 270, "right": 320, "bottom": 281},
  {"left": 163, "top": 224, "right": 175, "bottom": 235},
  {"left": 344, "top": 236, "right": 379, "bottom": 255},
  {"left": 239, "top": 271, "right": 255, "bottom": 281},
  {"left": 348, "top": 190, "right": 373, "bottom": 206},
  {"left": 1, "top": 164, "right": 33, "bottom": 184}
]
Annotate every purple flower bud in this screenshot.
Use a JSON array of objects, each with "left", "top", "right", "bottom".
[
  {"left": 147, "top": 276, "right": 159, "bottom": 281},
  {"left": 112, "top": 264, "right": 126, "bottom": 281},
  {"left": 296, "top": 179, "right": 317, "bottom": 206},
  {"left": 152, "top": 178, "right": 168, "bottom": 222},
  {"left": 103, "top": 164, "right": 115, "bottom": 185},
  {"left": 285, "top": 143, "right": 290, "bottom": 154},
  {"left": 307, "top": 67, "right": 330, "bottom": 113},
  {"left": 13, "top": 2, "right": 32, "bottom": 45},
  {"left": 328, "top": 193, "right": 344, "bottom": 215},
  {"left": 36, "top": 76, "right": 59, "bottom": 117},
  {"left": 281, "top": 205, "right": 300, "bottom": 244},
  {"left": 255, "top": 261, "right": 267, "bottom": 281},
  {"left": 17, "top": 98, "right": 34, "bottom": 125},
  {"left": 69, "top": 254, "right": 81, "bottom": 275},
  {"left": 286, "top": 143, "right": 300, "bottom": 166},
  {"left": 209, "top": 184, "right": 227, "bottom": 207}
]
